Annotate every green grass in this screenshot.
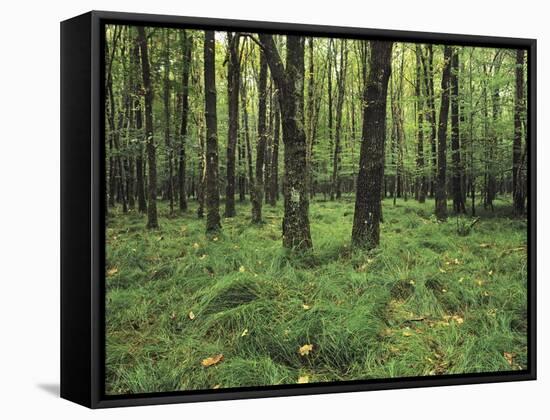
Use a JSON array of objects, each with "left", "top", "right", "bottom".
[{"left": 105, "top": 196, "right": 528, "bottom": 395}]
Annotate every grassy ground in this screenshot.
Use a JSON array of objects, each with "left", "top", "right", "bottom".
[{"left": 105, "top": 196, "right": 528, "bottom": 395}]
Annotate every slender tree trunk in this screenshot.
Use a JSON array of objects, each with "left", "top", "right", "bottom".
[
  {"left": 203, "top": 30, "right": 221, "bottom": 233},
  {"left": 178, "top": 31, "right": 192, "bottom": 212},
  {"left": 450, "top": 48, "right": 466, "bottom": 213},
  {"left": 415, "top": 45, "right": 427, "bottom": 203},
  {"left": 225, "top": 33, "right": 240, "bottom": 217},
  {"left": 331, "top": 40, "right": 348, "bottom": 200},
  {"left": 269, "top": 96, "right": 280, "bottom": 205},
  {"left": 163, "top": 30, "right": 174, "bottom": 215},
  {"left": 131, "top": 42, "right": 147, "bottom": 214},
  {"left": 251, "top": 52, "right": 268, "bottom": 223},
  {"left": 513, "top": 49, "right": 526, "bottom": 215},
  {"left": 260, "top": 34, "right": 312, "bottom": 250},
  {"left": 352, "top": 41, "right": 393, "bottom": 249},
  {"left": 435, "top": 46, "right": 452, "bottom": 221},
  {"left": 137, "top": 27, "right": 159, "bottom": 229}
]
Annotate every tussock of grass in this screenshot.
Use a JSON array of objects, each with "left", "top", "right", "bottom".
[{"left": 105, "top": 196, "right": 528, "bottom": 395}]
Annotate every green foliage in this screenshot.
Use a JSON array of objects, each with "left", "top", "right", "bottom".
[{"left": 105, "top": 197, "right": 527, "bottom": 394}]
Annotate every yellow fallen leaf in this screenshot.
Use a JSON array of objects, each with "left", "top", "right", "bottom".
[
  {"left": 503, "top": 352, "right": 514, "bottom": 366},
  {"left": 212, "top": 384, "right": 221, "bottom": 389},
  {"left": 170, "top": 311, "right": 177, "bottom": 320},
  {"left": 488, "top": 270, "right": 494, "bottom": 276},
  {"left": 298, "top": 344, "right": 314, "bottom": 356},
  {"left": 199, "top": 254, "right": 207, "bottom": 260},
  {"left": 201, "top": 354, "right": 224, "bottom": 367},
  {"left": 239, "top": 266, "right": 246, "bottom": 273},
  {"left": 188, "top": 311, "right": 195, "bottom": 320},
  {"left": 403, "top": 330, "right": 413, "bottom": 337},
  {"left": 439, "top": 268, "right": 446, "bottom": 273},
  {"left": 298, "top": 375, "right": 309, "bottom": 384},
  {"left": 107, "top": 267, "right": 118, "bottom": 277},
  {"left": 193, "top": 242, "right": 200, "bottom": 249},
  {"left": 302, "top": 304, "right": 311, "bottom": 310},
  {"left": 241, "top": 328, "right": 248, "bottom": 337},
  {"left": 213, "top": 237, "right": 219, "bottom": 242}
]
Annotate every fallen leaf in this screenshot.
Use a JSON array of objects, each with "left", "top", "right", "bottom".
[
  {"left": 488, "top": 270, "right": 494, "bottom": 276},
  {"left": 201, "top": 354, "right": 224, "bottom": 367},
  {"left": 479, "top": 243, "right": 492, "bottom": 248},
  {"left": 298, "top": 344, "right": 314, "bottom": 356},
  {"left": 199, "top": 254, "right": 207, "bottom": 260},
  {"left": 212, "top": 384, "right": 221, "bottom": 389},
  {"left": 170, "top": 311, "right": 177, "bottom": 320},
  {"left": 241, "top": 328, "right": 248, "bottom": 337},
  {"left": 213, "top": 237, "right": 219, "bottom": 242},
  {"left": 107, "top": 267, "right": 118, "bottom": 276},
  {"left": 302, "top": 304, "right": 311, "bottom": 310},
  {"left": 239, "top": 266, "right": 246, "bottom": 273},
  {"left": 193, "top": 242, "right": 200, "bottom": 249},
  {"left": 298, "top": 376, "right": 309, "bottom": 384},
  {"left": 503, "top": 352, "right": 515, "bottom": 366},
  {"left": 403, "top": 329, "right": 413, "bottom": 337},
  {"left": 188, "top": 311, "right": 196, "bottom": 320}
]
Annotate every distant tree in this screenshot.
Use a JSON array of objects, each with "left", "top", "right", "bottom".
[
  {"left": 450, "top": 47, "right": 466, "bottom": 213},
  {"left": 415, "top": 45, "right": 427, "bottom": 203},
  {"left": 513, "top": 49, "right": 526, "bottom": 215},
  {"left": 352, "top": 41, "right": 393, "bottom": 249}
]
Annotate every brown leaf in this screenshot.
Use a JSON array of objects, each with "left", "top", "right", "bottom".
[
  {"left": 298, "top": 344, "right": 314, "bottom": 356},
  {"left": 107, "top": 267, "right": 118, "bottom": 277},
  {"left": 188, "top": 311, "right": 196, "bottom": 320},
  {"left": 504, "top": 352, "right": 515, "bottom": 366},
  {"left": 201, "top": 354, "right": 224, "bottom": 367}
]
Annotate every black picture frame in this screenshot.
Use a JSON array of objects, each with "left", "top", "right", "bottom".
[{"left": 61, "top": 10, "right": 537, "bottom": 409}]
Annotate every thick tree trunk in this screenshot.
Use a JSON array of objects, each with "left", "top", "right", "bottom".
[
  {"left": 203, "top": 31, "right": 221, "bottom": 233},
  {"left": 260, "top": 34, "right": 312, "bottom": 250},
  {"left": 225, "top": 33, "right": 240, "bottom": 217},
  {"left": 450, "top": 48, "right": 466, "bottom": 213},
  {"left": 137, "top": 27, "right": 159, "bottom": 229},
  {"left": 351, "top": 41, "right": 393, "bottom": 249},
  {"left": 251, "top": 52, "right": 268, "bottom": 223},
  {"left": 434, "top": 46, "right": 452, "bottom": 221},
  {"left": 178, "top": 31, "right": 192, "bottom": 212},
  {"left": 513, "top": 49, "right": 526, "bottom": 215}
]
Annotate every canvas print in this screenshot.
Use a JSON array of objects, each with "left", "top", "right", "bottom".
[{"left": 104, "top": 24, "right": 529, "bottom": 395}]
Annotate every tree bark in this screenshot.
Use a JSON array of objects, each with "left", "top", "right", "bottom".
[
  {"left": 513, "top": 49, "right": 526, "bottom": 215},
  {"left": 251, "top": 52, "right": 268, "bottom": 223},
  {"left": 137, "top": 27, "right": 159, "bottom": 229},
  {"left": 203, "top": 30, "right": 221, "bottom": 233},
  {"left": 259, "top": 34, "right": 312, "bottom": 250},
  {"left": 331, "top": 40, "right": 348, "bottom": 200},
  {"left": 435, "top": 46, "right": 452, "bottom": 221},
  {"left": 415, "top": 45, "right": 427, "bottom": 203},
  {"left": 450, "top": 48, "right": 466, "bottom": 213},
  {"left": 269, "top": 95, "right": 280, "bottom": 205},
  {"left": 163, "top": 30, "right": 174, "bottom": 215},
  {"left": 351, "top": 41, "right": 393, "bottom": 249},
  {"left": 178, "top": 31, "right": 192, "bottom": 212},
  {"left": 225, "top": 33, "right": 240, "bottom": 217}
]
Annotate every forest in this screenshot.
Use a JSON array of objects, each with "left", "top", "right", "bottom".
[{"left": 104, "top": 25, "right": 529, "bottom": 394}]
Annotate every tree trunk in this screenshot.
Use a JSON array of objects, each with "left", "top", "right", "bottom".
[
  {"left": 178, "top": 31, "right": 192, "bottom": 212},
  {"left": 163, "top": 30, "right": 174, "bottom": 215},
  {"left": 351, "top": 41, "right": 393, "bottom": 249},
  {"left": 331, "top": 40, "right": 348, "bottom": 200},
  {"left": 415, "top": 45, "right": 427, "bottom": 203},
  {"left": 251, "top": 52, "right": 268, "bottom": 223},
  {"left": 203, "top": 30, "right": 221, "bottom": 233},
  {"left": 435, "top": 46, "right": 452, "bottom": 221},
  {"left": 450, "top": 48, "right": 466, "bottom": 213},
  {"left": 269, "top": 96, "right": 280, "bottom": 205},
  {"left": 225, "top": 33, "right": 240, "bottom": 217},
  {"left": 137, "top": 27, "right": 159, "bottom": 229},
  {"left": 513, "top": 49, "right": 526, "bottom": 215},
  {"left": 260, "top": 34, "right": 312, "bottom": 250}
]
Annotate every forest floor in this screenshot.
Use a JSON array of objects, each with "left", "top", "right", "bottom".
[{"left": 105, "top": 196, "right": 528, "bottom": 394}]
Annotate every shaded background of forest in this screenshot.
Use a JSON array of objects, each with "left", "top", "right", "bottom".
[{"left": 104, "top": 25, "right": 528, "bottom": 250}]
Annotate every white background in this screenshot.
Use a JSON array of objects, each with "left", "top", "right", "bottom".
[{"left": 0, "top": 0, "right": 547, "bottom": 418}]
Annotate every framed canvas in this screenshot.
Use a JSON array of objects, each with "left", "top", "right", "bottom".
[{"left": 60, "top": 10, "right": 536, "bottom": 408}]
